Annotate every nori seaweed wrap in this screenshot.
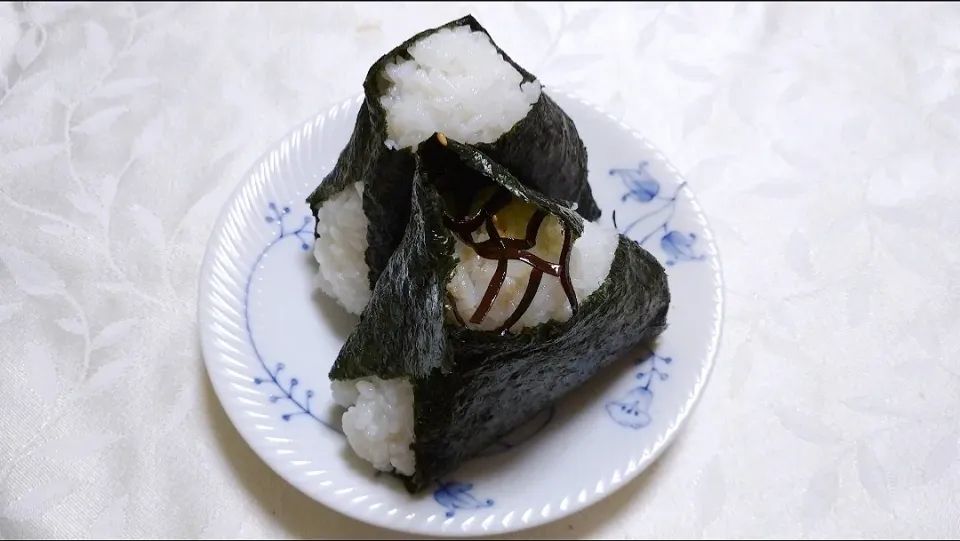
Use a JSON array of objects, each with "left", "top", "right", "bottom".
[
  {"left": 329, "top": 135, "right": 670, "bottom": 493},
  {"left": 305, "top": 15, "right": 601, "bottom": 315}
]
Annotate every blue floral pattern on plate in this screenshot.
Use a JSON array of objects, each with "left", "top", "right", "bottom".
[
  {"left": 603, "top": 161, "right": 706, "bottom": 429},
  {"left": 246, "top": 204, "right": 333, "bottom": 429},
  {"left": 606, "top": 349, "right": 672, "bottom": 429},
  {"left": 610, "top": 161, "right": 706, "bottom": 266},
  {"left": 434, "top": 481, "right": 495, "bottom": 518}
]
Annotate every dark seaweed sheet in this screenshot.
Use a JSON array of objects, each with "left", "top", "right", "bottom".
[
  {"left": 330, "top": 142, "right": 670, "bottom": 493},
  {"left": 306, "top": 14, "right": 601, "bottom": 291},
  {"left": 417, "top": 134, "right": 585, "bottom": 242}
]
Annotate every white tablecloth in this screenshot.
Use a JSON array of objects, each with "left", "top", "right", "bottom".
[{"left": 1, "top": 2, "right": 958, "bottom": 539}]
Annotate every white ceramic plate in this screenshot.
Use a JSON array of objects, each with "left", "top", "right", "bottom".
[{"left": 198, "top": 90, "right": 724, "bottom": 537}]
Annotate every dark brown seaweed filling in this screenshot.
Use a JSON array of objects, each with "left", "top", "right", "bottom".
[{"left": 443, "top": 187, "right": 578, "bottom": 334}]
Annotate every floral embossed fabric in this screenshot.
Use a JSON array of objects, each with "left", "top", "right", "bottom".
[{"left": 0, "top": 2, "right": 957, "bottom": 539}]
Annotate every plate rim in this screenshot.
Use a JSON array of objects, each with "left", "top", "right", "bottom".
[{"left": 197, "top": 89, "right": 726, "bottom": 537}]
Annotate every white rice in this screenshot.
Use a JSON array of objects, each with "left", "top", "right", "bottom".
[
  {"left": 313, "top": 182, "right": 371, "bottom": 316},
  {"left": 331, "top": 376, "right": 416, "bottom": 476},
  {"left": 447, "top": 216, "right": 619, "bottom": 332},
  {"left": 380, "top": 25, "right": 541, "bottom": 150}
]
